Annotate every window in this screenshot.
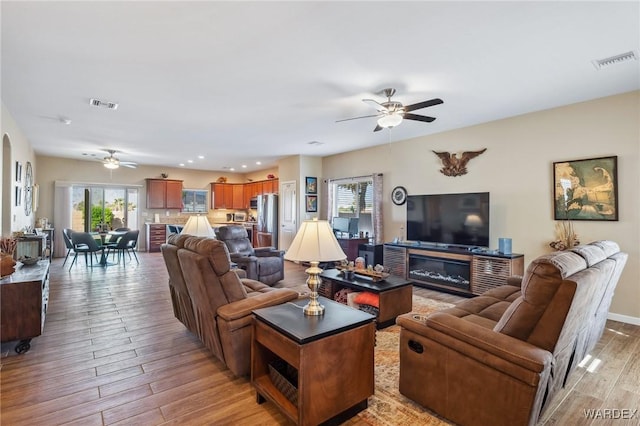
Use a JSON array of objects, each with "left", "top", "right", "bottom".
[
  {"left": 182, "top": 189, "right": 208, "bottom": 213},
  {"left": 330, "top": 177, "right": 373, "bottom": 237},
  {"left": 71, "top": 185, "right": 139, "bottom": 231}
]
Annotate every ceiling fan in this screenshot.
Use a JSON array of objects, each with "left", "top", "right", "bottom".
[
  {"left": 101, "top": 149, "right": 137, "bottom": 169},
  {"left": 337, "top": 88, "right": 443, "bottom": 132}
]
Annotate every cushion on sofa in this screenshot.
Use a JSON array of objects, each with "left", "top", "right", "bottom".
[
  {"left": 492, "top": 252, "right": 586, "bottom": 346},
  {"left": 183, "top": 236, "right": 247, "bottom": 302}
]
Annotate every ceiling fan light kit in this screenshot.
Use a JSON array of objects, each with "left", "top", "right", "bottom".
[
  {"left": 337, "top": 87, "right": 443, "bottom": 132},
  {"left": 101, "top": 149, "right": 137, "bottom": 169},
  {"left": 377, "top": 113, "right": 403, "bottom": 128}
]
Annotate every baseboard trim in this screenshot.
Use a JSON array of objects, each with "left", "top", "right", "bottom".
[{"left": 608, "top": 312, "right": 640, "bottom": 326}]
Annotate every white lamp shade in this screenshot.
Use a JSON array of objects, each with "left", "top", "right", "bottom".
[
  {"left": 284, "top": 219, "right": 346, "bottom": 262},
  {"left": 181, "top": 215, "right": 216, "bottom": 237},
  {"left": 377, "top": 112, "right": 403, "bottom": 128}
]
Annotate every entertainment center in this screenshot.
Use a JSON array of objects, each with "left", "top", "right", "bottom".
[
  {"left": 388, "top": 191, "right": 524, "bottom": 296},
  {"left": 384, "top": 242, "right": 523, "bottom": 296}
]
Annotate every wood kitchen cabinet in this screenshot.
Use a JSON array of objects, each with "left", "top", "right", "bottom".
[
  {"left": 211, "top": 178, "right": 279, "bottom": 210},
  {"left": 211, "top": 183, "right": 233, "bottom": 209},
  {"left": 146, "top": 179, "right": 183, "bottom": 209},
  {"left": 232, "top": 184, "right": 245, "bottom": 209}
]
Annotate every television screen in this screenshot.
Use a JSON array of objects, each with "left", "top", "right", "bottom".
[
  {"left": 348, "top": 218, "right": 359, "bottom": 236},
  {"left": 406, "top": 192, "right": 490, "bottom": 247}
]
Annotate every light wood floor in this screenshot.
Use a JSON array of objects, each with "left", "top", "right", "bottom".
[{"left": 1, "top": 252, "right": 638, "bottom": 425}]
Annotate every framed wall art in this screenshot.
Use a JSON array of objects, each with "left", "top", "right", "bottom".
[
  {"left": 15, "top": 161, "right": 22, "bottom": 183},
  {"left": 553, "top": 156, "right": 618, "bottom": 221},
  {"left": 306, "top": 195, "right": 318, "bottom": 212},
  {"left": 305, "top": 176, "right": 317, "bottom": 194}
]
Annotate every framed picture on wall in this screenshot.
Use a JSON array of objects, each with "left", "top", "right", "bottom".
[
  {"left": 15, "top": 162, "right": 22, "bottom": 183},
  {"left": 553, "top": 155, "right": 618, "bottom": 221},
  {"left": 305, "top": 176, "right": 317, "bottom": 194},
  {"left": 306, "top": 195, "right": 318, "bottom": 212},
  {"left": 15, "top": 186, "right": 21, "bottom": 206}
]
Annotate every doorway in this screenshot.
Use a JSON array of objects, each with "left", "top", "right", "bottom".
[{"left": 280, "top": 180, "right": 296, "bottom": 251}]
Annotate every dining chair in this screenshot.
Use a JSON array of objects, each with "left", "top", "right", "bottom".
[
  {"left": 105, "top": 230, "right": 140, "bottom": 265},
  {"left": 62, "top": 228, "right": 75, "bottom": 266},
  {"left": 69, "top": 232, "right": 104, "bottom": 270},
  {"left": 107, "top": 227, "right": 131, "bottom": 244}
]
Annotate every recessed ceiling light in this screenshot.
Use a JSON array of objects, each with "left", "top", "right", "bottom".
[
  {"left": 179, "top": 163, "right": 185, "bottom": 167},
  {"left": 230, "top": 168, "right": 235, "bottom": 171},
  {"left": 256, "top": 161, "right": 262, "bottom": 165},
  {"left": 198, "top": 155, "right": 204, "bottom": 159},
  {"left": 89, "top": 98, "right": 118, "bottom": 109},
  {"left": 241, "top": 164, "right": 247, "bottom": 168},
  {"left": 187, "top": 160, "right": 193, "bottom": 163}
]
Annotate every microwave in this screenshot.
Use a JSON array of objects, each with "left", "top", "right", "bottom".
[
  {"left": 249, "top": 198, "right": 258, "bottom": 209},
  {"left": 233, "top": 212, "right": 247, "bottom": 222}
]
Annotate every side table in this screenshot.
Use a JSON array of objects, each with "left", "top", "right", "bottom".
[{"left": 252, "top": 298, "right": 375, "bottom": 425}]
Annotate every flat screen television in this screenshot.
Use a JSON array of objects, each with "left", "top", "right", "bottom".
[
  {"left": 332, "top": 217, "right": 350, "bottom": 234},
  {"left": 406, "top": 192, "right": 490, "bottom": 248}
]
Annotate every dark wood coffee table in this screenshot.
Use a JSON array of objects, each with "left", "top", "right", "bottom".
[
  {"left": 252, "top": 298, "right": 375, "bottom": 425},
  {"left": 319, "top": 268, "right": 413, "bottom": 328}
]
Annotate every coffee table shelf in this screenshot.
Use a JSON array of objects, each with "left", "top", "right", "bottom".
[{"left": 319, "top": 268, "right": 413, "bottom": 328}]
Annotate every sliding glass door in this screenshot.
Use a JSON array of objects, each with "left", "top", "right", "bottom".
[{"left": 70, "top": 185, "right": 138, "bottom": 232}]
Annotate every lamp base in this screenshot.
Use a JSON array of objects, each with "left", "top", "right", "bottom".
[{"left": 303, "top": 261, "right": 325, "bottom": 316}]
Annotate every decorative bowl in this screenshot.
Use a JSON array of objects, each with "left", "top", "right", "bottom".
[{"left": 19, "top": 256, "right": 39, "bottom": 266}]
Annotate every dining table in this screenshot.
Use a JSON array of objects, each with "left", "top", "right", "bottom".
[{"left": 91, "top": 230, "right": 128, "bottom": 266}]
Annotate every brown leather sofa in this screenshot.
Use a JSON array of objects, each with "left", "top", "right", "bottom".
[
  {"left": 216, "top": 225, "right": 285, "bottom": 285},
  {"left": 396, "top": 240, "right": 627, "bottom": 426},
  {"left": 161, "top": 234, "right": 298, "bottom": 376}
]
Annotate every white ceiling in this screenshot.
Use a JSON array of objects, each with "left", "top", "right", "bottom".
[{"left": 2, "top": 1, "right": 639, "bottom": 173}]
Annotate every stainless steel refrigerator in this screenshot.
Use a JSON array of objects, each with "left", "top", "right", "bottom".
[{"left": 256, "top": 194, "right": 278, "bottom": 248}]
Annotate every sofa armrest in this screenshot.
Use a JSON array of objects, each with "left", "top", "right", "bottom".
[
  {"left": 506, "top": 275, "right": 523, "bottom": 287},
  {"left": 254, "top": 247, "right": 284, "bottom": 258},
  {"left": 217, "top": 289, "right": 298, "bottom": 321},
  {"left": 230, "top": 254, "right": 258, "bottom": 263},
  {"left": 398, "top": 312, "right": 552, "bottom": 374}
]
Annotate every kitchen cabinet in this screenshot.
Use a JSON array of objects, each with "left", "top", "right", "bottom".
[
  {"left": 232, "top": 184, "right": 245, "bottom": 209},
  {"left": 146, "top": 179, "right": 183, "bottom": 209},
  {"left": 211, "top": 179, "right": 279, "bottom": 210},
  {"left": 211, "top": 183, "right": 233, "bottom": 209},
  {"left": 262, "top": 178, "right": 279, "bottom": 194}
]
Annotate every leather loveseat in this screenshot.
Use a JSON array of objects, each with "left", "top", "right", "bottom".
[
  {"left": 161, "top": 234, "right": 298, "bottom": 376},
  {"left": 396, "top": 240, "right": 627, "bottom": 426},
  {"left": 216, "top": 225, "right": 285, "bottom": 285}
]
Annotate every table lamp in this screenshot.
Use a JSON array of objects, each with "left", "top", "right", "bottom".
[
  {"left": 284, "top": 218, "right": 347, "bottom": 315},
  {"left": 181, "top": 215, "right": 216, "bottom": 238}
]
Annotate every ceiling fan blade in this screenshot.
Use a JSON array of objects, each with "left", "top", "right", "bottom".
[
  {"left": 404, "top": 98, "right": 444, "bottom": 112},
  {"left": 336, "top": 114, "right": 379, "bottom": 123},
  {"left": 120, "top": 163, "right": 137, "bottom": 168},
  {"left": 363, "top": 98, "right": 388, "bottom": 111},
  {"left": 373, "top": 124, "right": 383, "bottom": 132},
  {"left": 404, "top": 113, "right": 436, "bottom": 123}
]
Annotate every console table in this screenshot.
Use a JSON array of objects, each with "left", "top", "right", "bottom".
[
  {"left": 252, "top": 298, "right": 375, "bottom": 425},
  {"left": 0, "top": 260, "right": 50, "bottom": 353},
  {"left": 384, "top": 242, "right": 524, "bottom": 296},
  {"left": 320, "top": 268, "right": 413, "bottom": 328}
]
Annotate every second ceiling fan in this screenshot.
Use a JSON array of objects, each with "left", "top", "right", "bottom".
[{"left": 337, "top": 88, "right": 443, "bottom": 132}]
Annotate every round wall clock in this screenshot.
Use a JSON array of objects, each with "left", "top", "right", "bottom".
[
  {"left": 24, "top": 161, "right": 33, "bottom": 215},
  {"left": 391, "top": 186, "right": 408, "bottom": 206}
]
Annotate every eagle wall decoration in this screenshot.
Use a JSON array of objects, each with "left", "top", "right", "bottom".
[{"left": 432, "top": 148, "right": 487, "bottom": 177}]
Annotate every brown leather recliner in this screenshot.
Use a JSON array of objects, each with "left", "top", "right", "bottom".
[
  {"left": 161, "top": 235, "right": 298, "bottom": 376},
  {"left": 216, "top": 225, "right": 284, "bottom": 285},
  {"left": 396, "top": 240, "right": 627, "bottom": 426},
  {"left": 161, "top": 233, "right": 198, "bottom": 334}
]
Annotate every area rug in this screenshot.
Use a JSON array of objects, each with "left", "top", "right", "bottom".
[{"left": 356, "top": 294, "right": 456, "bottom": 426}]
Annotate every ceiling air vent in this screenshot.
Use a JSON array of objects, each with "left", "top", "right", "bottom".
[
  {"left": 592, "top": 51, "right": 637, "bottom": 70},
  {"left": 89, "top": 98, "right": 119, "bottom": 110}
]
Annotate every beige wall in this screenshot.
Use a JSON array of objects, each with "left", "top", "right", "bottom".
[
  {"left": 1, "top": 103, "right": 38, "bottom": 235},
  {"left": 323, "top": 91, "right": 639, "bottom": 321}
]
